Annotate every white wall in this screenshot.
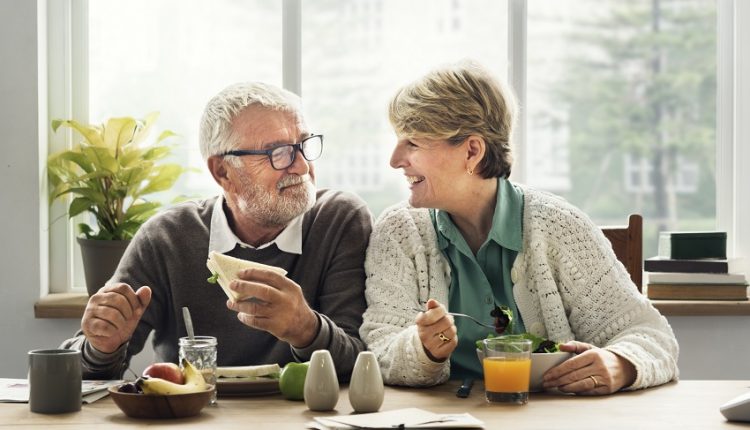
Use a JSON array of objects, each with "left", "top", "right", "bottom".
[
  {"left": 0, "top": 0, "right": 152, "bottom": 378},
  {"left": 670, "top": 316, "right": 750, "bottom": 379},
  {"left": 0, "top": 1, "right": 748, "bottom": 380},
  {"left": 0, "top": 0, "right": 76, "bottom": 377}
]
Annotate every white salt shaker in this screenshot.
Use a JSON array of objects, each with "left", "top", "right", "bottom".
[
  {"left": 304, "top": 349, "right": 339, "bottom": 411},
  {"left": 348, "top": 351, "right": 384, "bottom": 413}
]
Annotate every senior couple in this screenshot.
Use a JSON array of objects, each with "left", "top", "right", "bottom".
[{"left": 62, "top": 61, "right": 678, "bottom": 395}]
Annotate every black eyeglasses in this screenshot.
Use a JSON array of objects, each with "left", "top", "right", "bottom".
[{"left": 222, "top": 134, "right": 324, "bottom": 170}]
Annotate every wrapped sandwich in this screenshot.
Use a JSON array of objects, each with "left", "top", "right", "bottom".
[
  {"left": 206, "top": 251, "right": 287, "bottom": 302},
  {"left": 216, "top": 363, "right": 281, "bottom": 380}
]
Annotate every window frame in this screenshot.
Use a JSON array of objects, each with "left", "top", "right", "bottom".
[{"left": 45, "top": 0, "right": 747, "bottom": 293}]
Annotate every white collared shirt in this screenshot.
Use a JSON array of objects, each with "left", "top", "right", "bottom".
[{"left": 207, "top": 195, "right": 303, "bottom": 256}]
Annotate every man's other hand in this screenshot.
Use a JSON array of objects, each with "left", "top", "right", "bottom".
[{"left": 81, "top": 284, "right": 152, "bottom": 354}]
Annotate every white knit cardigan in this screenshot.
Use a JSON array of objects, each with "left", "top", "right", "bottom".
[{"left": 360, "top": 186, "right": 679, "bottom": 389}]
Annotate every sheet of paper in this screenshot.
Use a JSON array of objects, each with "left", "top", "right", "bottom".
[
  {"left": 0, "top": 379, "right": 29, "bottom": 403},
  {"left": 0, "top": 378, "right": 122, "bottom": 404},
  {"left": 311, "top": 407, "right": 484, "bottom": 429}
]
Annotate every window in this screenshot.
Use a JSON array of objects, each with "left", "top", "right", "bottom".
[
  {"left": 50, "top": 0, "right": 283, "bottom": 292},
  {"left": 48, "top": 0, "right": 727, "bottom": 292},
  {"left": 301, "top": 0, "right": 508, "bottom": 216},
  {"left": 526, "top": 0, "right": 717, "bottom": 256}
]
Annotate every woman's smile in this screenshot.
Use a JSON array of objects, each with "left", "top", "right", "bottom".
[{"left": 406, "top": 175, "right": 425, "bottom": 187}]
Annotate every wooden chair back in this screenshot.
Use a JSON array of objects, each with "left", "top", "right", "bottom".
[{"left": 601, "top": 214, "right": 643, "bottom": 292}]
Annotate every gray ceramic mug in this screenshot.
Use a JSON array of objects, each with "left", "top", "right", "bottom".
[{"left": 28, "top": 349, "right": 82, "bottom": 414}]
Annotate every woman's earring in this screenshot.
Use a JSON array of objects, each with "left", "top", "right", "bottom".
[{"left": 467, "top": 167, "right": 474, "bottom": 176}]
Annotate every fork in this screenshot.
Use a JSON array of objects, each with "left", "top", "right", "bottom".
[{"left": 411, "top": 308, "right": 495, "bottom": 330}]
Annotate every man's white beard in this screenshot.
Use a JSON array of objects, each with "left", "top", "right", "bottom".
[{"left": 236, "top": 173, "right": 316, "bottom": 228}]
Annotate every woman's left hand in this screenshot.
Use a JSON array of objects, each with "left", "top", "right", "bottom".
[{"left": 541, "top": 341, "right": 637, "bottom": 395}]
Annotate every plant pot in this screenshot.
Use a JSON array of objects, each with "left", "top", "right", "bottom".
[{"left": 77, "top": 238, "right": 130, "bottom": 296}]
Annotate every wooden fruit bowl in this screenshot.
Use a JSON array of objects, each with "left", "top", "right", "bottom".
[{"left": 108, "top": 384, "right": 215, "bottom": 419}]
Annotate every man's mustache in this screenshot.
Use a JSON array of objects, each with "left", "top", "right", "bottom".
[{"left": 277, "top": 173, "right": 311, "bottom": 190}]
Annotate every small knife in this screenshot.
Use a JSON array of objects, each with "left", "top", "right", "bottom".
[{"left": 456, "top": 378, "right": 474, "bottom": 398}]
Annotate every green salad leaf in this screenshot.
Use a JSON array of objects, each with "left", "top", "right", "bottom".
[
  {"left": 207, "top": 272, "right": 219, "bottom": 284},
  {"left": 490, "top": 305, "right": 513, "bottom": 334},
  {"left": 476, "top": 306, "right": 560, "bottom": 353},
  {"left": 475, "top": 332, "right": 560, "bottom": 353}
]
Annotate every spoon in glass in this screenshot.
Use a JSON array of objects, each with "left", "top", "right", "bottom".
[
  {"left": 182, "top": 306, "right": 195, "bottom": 340},
  {"left": 411, "top": 308, "right": 495, "bottom": 330}
]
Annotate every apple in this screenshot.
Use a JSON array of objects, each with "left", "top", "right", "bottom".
[
  {"left": 143, "top": 362, "right": 185, "bottom": 385},
  {"left": 279, "top": 361, "right": 309, "bottom": 400}
]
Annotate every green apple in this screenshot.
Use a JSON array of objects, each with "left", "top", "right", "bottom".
[{"left": 279, "top": 361, "right": 309, "bottom": 401}]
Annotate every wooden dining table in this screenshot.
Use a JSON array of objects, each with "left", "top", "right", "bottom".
[{"left": 1, "top": 380, "right": 747, "bottom": 429}]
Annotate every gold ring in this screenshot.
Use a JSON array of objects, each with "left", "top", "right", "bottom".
[
  {"left": 588, "top": 375, "right": 600, "bottom": 388},
  {"left": 437, "top": 332, "right": 451, "bottom": 343}
]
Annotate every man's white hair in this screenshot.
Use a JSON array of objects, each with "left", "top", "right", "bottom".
[{"left": 199, "top": 82, "right": 304, "bottom": 162}]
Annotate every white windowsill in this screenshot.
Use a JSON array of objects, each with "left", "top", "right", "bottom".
[{"left": 33, "top": 292, "right": 750, "bottom": 319}]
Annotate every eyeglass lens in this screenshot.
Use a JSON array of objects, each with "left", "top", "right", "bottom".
[{"left": 270, "top": 135, "right": 322, "bottom": 169}]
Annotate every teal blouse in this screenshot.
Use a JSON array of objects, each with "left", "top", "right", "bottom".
[{"left": 429, "top": 177, "right": 525, "bottom": 379}]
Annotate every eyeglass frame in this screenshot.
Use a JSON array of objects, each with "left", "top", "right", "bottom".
[{"left": 221, "top": 134, "right": 324, "bottom": 170}]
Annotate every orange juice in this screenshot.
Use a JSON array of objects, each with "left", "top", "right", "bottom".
[{"left": 483, "top": 357, "right": 531, "bottom": 393}]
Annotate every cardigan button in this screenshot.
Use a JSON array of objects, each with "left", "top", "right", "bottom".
[{"left": 510, "top": 267, "right": 519, "bottom": 283}]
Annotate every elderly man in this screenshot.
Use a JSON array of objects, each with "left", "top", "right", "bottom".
[{"left": 61, "top": 82, "right": 373, "bottom": 380}]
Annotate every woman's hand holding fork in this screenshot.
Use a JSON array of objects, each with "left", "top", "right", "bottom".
[{"left": 415, "top": 299, "right": 458, "bottom": 362}]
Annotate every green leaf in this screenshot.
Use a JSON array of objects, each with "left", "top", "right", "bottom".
[
  {"left": 171, "top": 194, "right": 199, "bottom": 204},
  {"left": 124, "top": 202, "right": 161, "bottom": 220},
  {"left": 142, "top": 146, "right": 172, "bottom": 161},
  {"left": 64, "top": 188, "right": 107, "bottom": 205},
  {"left": 116, "top": 220, "right": 143, "bottom": 239},
  {"left": 120, "top": 166, "right": 151, "bottom": 189},
  {"left": 119, "top": 147, "right": 146, "bottom": 168},
  {"left": 155, "top": 130, "right": 178, "bottom": 144},
  {"left": 103, "top": 117, "right": 138, "bottom": 154},
  {"left": 207, "top": 273, "right": 219, "bottom": 284},
  {"left": 72, "top": 170, "right": 112, "bottom": 184},
  {"left": 78, "top": 223, "right": 94, "bottom": 239},
  {"left": 130, "top": 112, "right": 160, "bottom": 146},
  {"left": 137, "top": 164, "right": 184, "bottom": 196},
  {"left": 47, "top": 114, "right": 189, "bottom": 240},
  {"left": 52, "top": 119, "right": 104, "bottom": 147},
  {"left": 91, "top": 229, "right": 116, "bottom": 241},
  {"left": 81, "top": 146, "right": 118, "bottom": 172},
  {"left": 69, "top": 197, "right": 94, "bottom": 218},
  {"left": 51, "top": 151, "right": 95, "bottom": 174}
]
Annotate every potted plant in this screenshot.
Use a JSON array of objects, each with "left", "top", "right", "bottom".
[{"left": 48, "top": 112, "right": 188, "bottom": 295}]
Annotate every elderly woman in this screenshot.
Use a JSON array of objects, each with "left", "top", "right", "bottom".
[{"left": 360, "top": 61, "right": 678, "bottom": 394}]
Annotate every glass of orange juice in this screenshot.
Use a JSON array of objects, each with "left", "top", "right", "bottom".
[{"left": 482, "top": 337, "right": 532, "bottom": 404}]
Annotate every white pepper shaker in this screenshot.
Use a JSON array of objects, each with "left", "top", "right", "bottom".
[
  {"left": 348, "top": 351, "right": 384, "bottom": 413},
  {"left": 304, "top": 349, "right": 339, "bottom": 411}
]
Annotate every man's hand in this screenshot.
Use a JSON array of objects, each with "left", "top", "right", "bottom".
[
  {"left": 81, "top": 284, "right": 152, "bottom": 354},
  {"left": 226, "top": 268, "right": 319, "bottom": 348},
  {"left": 415, "top": 299, "right": 458, "bottom": 362},
  {"left": 542, "top": 341, "right": 637, "bottom": 395}
]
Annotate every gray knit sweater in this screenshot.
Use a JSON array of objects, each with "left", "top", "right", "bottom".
[{"left": 62, "top": 189, "right": 373, "bottom": 381}]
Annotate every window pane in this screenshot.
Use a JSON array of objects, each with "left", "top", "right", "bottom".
[
  {"left": 301, "top": 0, "right": 509, "bottom": 217},
  {"left": 89, "top": 0, "right": 282, "bottom": 199},
  {"left": 526, "top": 0, "right": 717, "bottom": 256},
  {"left": 82, "top": 0, "right": 281, "bottom": 289}
]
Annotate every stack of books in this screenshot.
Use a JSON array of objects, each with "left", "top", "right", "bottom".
[{"left": 645, "top": 257, "right": 748, "bottom": 301}]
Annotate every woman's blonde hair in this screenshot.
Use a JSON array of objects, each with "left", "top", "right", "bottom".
[{"left": 388, "top": 60, "right": 517, "bottom": 178}]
